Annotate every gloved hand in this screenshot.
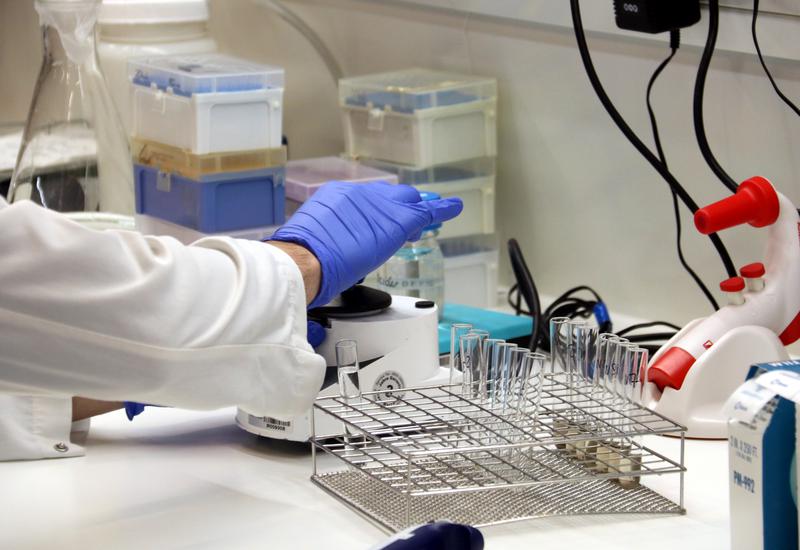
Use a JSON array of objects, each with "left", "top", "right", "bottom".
[
  {"left": 270, "top": 181, "right": 463, "bottom": 309},
  {"left": 306, "top": 319, "right": 326, "bottom": 348}
]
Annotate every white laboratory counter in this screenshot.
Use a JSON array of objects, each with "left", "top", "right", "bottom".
[{"left": 0, "top": 406, "right": 729, "bottom": 550}]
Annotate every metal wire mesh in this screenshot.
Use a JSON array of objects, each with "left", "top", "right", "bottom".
[
  {"left": 311, "top": 373, "right": 685, "bottom": 530},
  {"left": 312, "top": 469, "right": 683, "bottom": 531}
]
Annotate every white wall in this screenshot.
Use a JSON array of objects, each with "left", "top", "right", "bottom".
[{"left": 2, "top": 0, "right": 799, "bottom": 327}]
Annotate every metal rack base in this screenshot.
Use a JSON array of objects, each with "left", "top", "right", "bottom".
[{"left": 312, "top": 467, "right": 684, "bottom": 531}]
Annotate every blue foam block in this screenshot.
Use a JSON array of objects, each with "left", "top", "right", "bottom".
[{"left": 437, "top": 303, "right": 534, "bottom": 355}]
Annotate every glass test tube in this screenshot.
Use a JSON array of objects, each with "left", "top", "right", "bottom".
[
  {"left": 459, "top": 333, "right": 482, "bottom": 398},
  {"left": 336, "top": 339, "right": 361, "bottom": 441},
  {"left": 608, "top": 337, "right": 630, "bottom": 398},
  {"left": 506, "top": 347, "right": 529, "bottom": 415},
  {"left": 575, "top": 323, "right": 599, "bottom": 384},
  {"left": 449, "top": 324, "right": 473, "bottom": 387},
  {"left": 549, "top": 317, "right": 571, "bottom": 375},
  {"left": 490, "top": 342, "right": 517, "bottom": 410},
  {"left": 618, "top": 346, "right": 649, "bottom": 488},
  {"left": 517, "top": 352, "right": 547, "bottom": 420},
  {"left": 468, "top": 330, "right": 490, "bottom": 398},
  {"left": 480, "top": 338, "right": 504, "bottom": 402},
  {"left": 563, "top": 320, "right": 586, "bottom": 420},
  {"left": 594, "top": 333, "right": 616, "bottom": 394}
]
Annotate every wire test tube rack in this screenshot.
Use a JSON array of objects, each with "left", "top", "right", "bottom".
[{"left": 310, "top": 373, "right": 686, "bottom": 532}]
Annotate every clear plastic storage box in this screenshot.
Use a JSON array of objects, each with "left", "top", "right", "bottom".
[
  {"left": 129, "top": 54, "right": 284, "bottom": 154},
  {"left": 285, "top": 156, "right": 398, "bottom": 202},
  {"left": 134, "top": 163, "right": 285, "bottom": 232},
  {"left": 132, "top": 138, "right": 287, "bottom": 181},
  {"left": 441, "top": 235, "right": 499, "bottom": 308},
  {"left": 129, "top": 54, "right": 284, "bottom": 96},
  {"left": 363, "top": 157, "right": 495, "bottom": 239},
  {"left": 340, "top": 68, "right": 497, "bottom": 167}
]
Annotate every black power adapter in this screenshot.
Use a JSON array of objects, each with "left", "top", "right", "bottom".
[{"left": 613, "top": 0, "right": 701, "bottom": 33}]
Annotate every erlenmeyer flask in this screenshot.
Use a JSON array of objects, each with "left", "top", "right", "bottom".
[{"left": 8, "top": 0, "right": 134, "bottom": 220}]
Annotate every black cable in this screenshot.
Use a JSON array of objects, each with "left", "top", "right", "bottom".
[
  {"left": 507, "top": 239, "right": 543, "bottom": 352},
  {"left": 752, "top": 0, "right": 800, "bottom": 117},
  {"left": 570, "top": 0, "right": 737, "bottom": 279},
  {"left": 544, "top": 286, "right": 602, "bottom": 317},
  {"left": 693, "top": 0, "right": 739, "bottom": 194},
  {"left": 647, "top": 32, "right": 678, "bottom": 165},
  {"left": 617, "top": 320, "right": 681, "bottom": 336},
  {"left": 507, "top": 277, "right": 678, "bottom": 351},
  {"left": 646, "top": 29, "right": 720, "bottom": 311},
  {"left": 624, "top": 332, "right": 679, "bottom": 343}
]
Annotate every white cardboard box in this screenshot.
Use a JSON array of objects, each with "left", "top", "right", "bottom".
[{"left": 727, "top": 361, "right": 800, "bottom": 550}]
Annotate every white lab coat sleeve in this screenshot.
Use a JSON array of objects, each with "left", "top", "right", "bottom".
[
  {"left": 0, "top": 198, "right": 326, "bottom": 420},
  {"left": 0, "top": 396, "right": 86, "bottom": 460}
]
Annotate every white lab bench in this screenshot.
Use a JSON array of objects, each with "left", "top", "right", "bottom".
[{"left": 0, "top": 406, "right": 729, "bottom": 549}]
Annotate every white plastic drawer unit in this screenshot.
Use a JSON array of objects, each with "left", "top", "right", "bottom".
[
  {"left": 363, "top": 157, "right": 495, "bottom": 239},
  {"left": 441, "top": 236, "right": 499, "bottom": 308},
  {"left": 129, "top": 54, "right": 284, "bottom": 154},
  {"left": 340, "top": 68, "right": 497, "bottom": 167}
]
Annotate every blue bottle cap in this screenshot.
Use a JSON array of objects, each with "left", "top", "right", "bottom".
[{"left": 419, "top": 190, "right": 442, "bottom": 232}]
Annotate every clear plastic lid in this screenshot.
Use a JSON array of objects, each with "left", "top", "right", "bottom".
[
  {"left": 285, "top": 157, "right": 398, "bottom": 202},
  {"left": 129, "top": 54, "right": 284, "bottom": 96},
  {"left": 339, "top": 68, "right": 497, "bottom": 113},
  {"left": 132, "top": 138, "right": 286, "bottom": 179},
  {"left": 360, "top": 157, "right": 495, "bottom": 185}
]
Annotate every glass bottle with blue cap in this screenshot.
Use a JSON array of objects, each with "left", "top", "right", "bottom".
[{"left": 377, "top": 190, "right": 445, "bottom": 319}]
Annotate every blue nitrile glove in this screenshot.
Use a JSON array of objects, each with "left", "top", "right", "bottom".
[
  {"left": 124, "top": 401, "right": 148, "bottom": 421},
  {"left": 270, "top": 181, "right": 463, "bottom": 309},
  {"left": 307, "top": 320, "right": 326, "bottom": 348},
  {"left": 371, "top": 521, "right": 484, "bottom": 550}
]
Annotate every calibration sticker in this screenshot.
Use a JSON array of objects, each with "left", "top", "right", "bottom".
[{"left": 373, "top": 371, "right": 406, "bottom": 405}]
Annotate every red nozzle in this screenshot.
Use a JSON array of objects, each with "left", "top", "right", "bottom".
[
  {"left": 648, "top": 347, "right": 697, "bottom": 391},
  {"left": 694, "top": 177, "right": 779, "bottom": 235}
]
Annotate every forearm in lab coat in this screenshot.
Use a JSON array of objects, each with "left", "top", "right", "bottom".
[{"left": 0, "top": 199, "right": 326, "bottom": 418}]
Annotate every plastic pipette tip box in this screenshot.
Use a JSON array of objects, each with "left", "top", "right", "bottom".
[
  {"left": 129, "top": 54, "right": 284, "bottom": 96},
  {"left": 340, "top": 68, "right": 496, "bottom": 113},
  {"left": 134, "top": 163, "right": 285, "bottom": 233},
  {"left": 361, "top": 157, "right": 495, "bottom": 185},
  {"left": 340, "top": 68, "right": 497, "bottom": 167},
  {"left": 437, "top": 303, "right": 533, "bottom": 355},
  {"left": 285, "top": 157, "right": 398, "bottom": 202},
  {"left": 132, "top": 139, "right": 286, "bottom": 181}
]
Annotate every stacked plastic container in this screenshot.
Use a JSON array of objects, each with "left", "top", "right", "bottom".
[
  {"left": 128, "top": 54, "right": 287, "bottom": 242},
  {"left": 339, "top": 68, "right": 499, "bottom": 307},
  {"left": 285, "top": 156, "right": 398, "bottom": 216}
]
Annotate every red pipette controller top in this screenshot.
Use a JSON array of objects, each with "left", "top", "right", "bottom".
[{"left": 694, "top": 176, "right": 779, "bottom": 235}]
